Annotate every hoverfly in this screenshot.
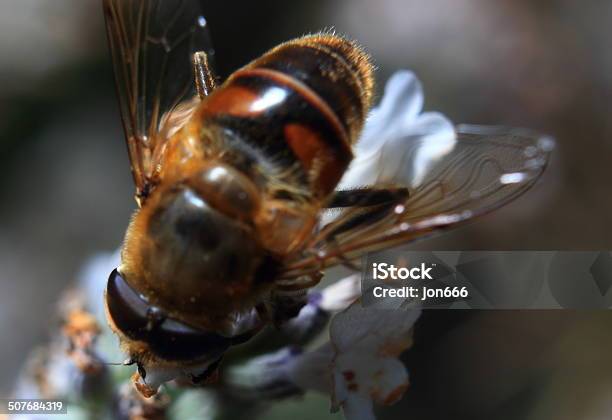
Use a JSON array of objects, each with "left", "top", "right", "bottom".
[{"left": 102, "top": 0, "right": 552, "bottom": 396}]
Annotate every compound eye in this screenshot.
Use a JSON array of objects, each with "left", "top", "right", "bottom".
[
  {"left": 105, "top": 269, "right": 234, "bottom": 362},
  {"left": 106, "top": 269, "right": 147, "bottom": 333}
]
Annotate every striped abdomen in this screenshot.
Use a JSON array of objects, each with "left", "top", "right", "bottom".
[{"left": 196, "top": 33, "right": 375, "bottom": 199}]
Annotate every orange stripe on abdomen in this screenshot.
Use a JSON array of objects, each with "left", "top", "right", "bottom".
[
  {"left": 197, "top": 68, "right": 353, "bottom": 198},
  {"left": 284, "top": 123, "right": 350, "bottom": 196}
]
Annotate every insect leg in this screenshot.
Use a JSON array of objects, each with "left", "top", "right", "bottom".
[
  {"left": 317, "top": 188, "right": 410, "bottom": 270},
  {"left": 192, "top": 51, "right": 217, "bottom": 99},
  {"left": 274, "top": 274, "right": 360, "bottom": 344},
  {"left": 269, "top": 289, "right": 309, "bottom": 327},
  {"left": 278, "top": 291, "right": 331, "bottom": 345},
  {"left": 325, "top": 187, "right": 409, "bottom": 238},
  {"left": 270, "top": 272, "right": 323, "bottom": 328},
  {"left": 327, "top": 187, "right": 409, "bottom": 208},
  {"left": 189, "top": 356, "right": 223, "bottom": 385}
]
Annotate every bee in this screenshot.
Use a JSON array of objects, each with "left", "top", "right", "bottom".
[{"left": 102, "top": 0, "right": 552, "bottom": 396}]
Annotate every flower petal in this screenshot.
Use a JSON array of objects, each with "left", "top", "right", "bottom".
[
  {"left": 358, "top": 70, "right": 424, "bottom": 153},
  {"left": 319, "top": 274, "right": 362, "bottom": 312},
  {"left": 341, "top": 393, "right": 376, "bottom": 420},
  {"left": 338, "top": 112, "right": 455, "bottom": 189},
  {"left": 334, "top": 354, "right": 409, "bottom": 406},
  {"left": 397, "top": 112, "right": 456, "bottom": 187},
  {"left": 337, "top": 70, "right": 455, "bottom": 191},
  {"left": 227, "top": 347, "right": 305, "bottom": 399},
  {"left": 368, "top": 358, "right": 410, "bottom": 406},
  {"left": 288, "top": 343, "right": 335, "bottom": 394},
  {"left": 329, "top": 301, "right": 421, "bottom": 355}
]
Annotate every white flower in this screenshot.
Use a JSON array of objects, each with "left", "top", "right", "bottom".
[
  {"left": 338, "top": 70, "right": 456, "bottom": 190},
  {"left": 228, "top": 301, "right": 421, "bottom": 420},
  {"left": 288, "top": 302, "right": 421, "bottom": 420}
]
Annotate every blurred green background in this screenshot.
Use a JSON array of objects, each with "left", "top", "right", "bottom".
[{"left": 0, "top": 1, "right": 610, "bottom": 419}]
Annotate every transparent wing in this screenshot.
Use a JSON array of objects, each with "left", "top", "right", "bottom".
[
  {"left": 280, "top": 125, "right": 554, "bottom": 279},
  {"left": 103, "top": 0, "right": 215, "bottom": 203}
]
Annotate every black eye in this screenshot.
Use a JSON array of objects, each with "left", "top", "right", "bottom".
[{"left": 105, "top": 269, "right": 233, "bottom": 361}]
